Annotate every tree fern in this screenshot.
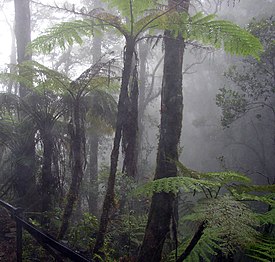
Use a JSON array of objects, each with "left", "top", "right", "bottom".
[
  {"left": 247, "top": 236, "right": 275, "bottom": 262},
  {"left": 186, "top": 12, "right": 263, "bottom": 59},
  {"left": 101, "top": 0, "right": 158, "bottom": 20},
  {"left": 29, "top": 8, "right": 262, "bottom": 60},
  {"left": 178, "top": 196, "right": 259, "bottom": 261},
  {"left": 134, "top": 162, "right": 251, "bottom": 198},
  {"left": 165, "top": 228, "right": 221, "bottom": 262},
  {"left": 30, "top": 19, "right": 95, "bottom": 54},
  {"left": 133, "top": 176, "right": 221, "bottom": 197}
]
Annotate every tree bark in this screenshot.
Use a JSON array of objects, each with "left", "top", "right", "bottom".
[
  {"left": 138, "top": 1, "right": 190, "bottom": 261},
  {"left": 58, "top": 96, "right": 85, "bottom": 239},
  {"left": 93, "top": 37, "right": 135, "bottom": 258},
  {"left": 87, "top": 15, "right": 102, "bottom": 217},
  {"left": 176, "top": 222, "right": 205, "bottom": 262},
  {"left": 88, "top": 134, "right": 99, "bottom": 217},
  {"left": 14, "top": 0, "right": 31, "bottom": 97},
  {"left": 122, "top": 65, "right": 139, "bottom": 179},
  {"left": 13, "top": 0, "right": 37, "bottom": 209},
  {"left": 40, "top": 124, "right": 55, "bottom": 222}
]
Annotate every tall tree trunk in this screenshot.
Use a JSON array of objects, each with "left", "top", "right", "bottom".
[
  {"left": 58, "top": 97, "right": 85, "bottom": 239},
  {"left": 40, "top": 124, "right": 55, "bottom": 223},
  {"left": 14, "top": 0, "right": 31, "bottom": 97},
  {"left": 138, "top": 1, "right": 190, "bottom": 261},
  {"left": 122, "top": 65, "right": 139, "bottom": 179},
  {"left": 93, "top": 37, "right": 135, "bottom": 258},
  {"left": 87, "top": 17, "right": 102, "bottom": 217},
  {"left": 14, "top": 0, "right": 36, "bottom": 209},
  {"left": 88, "top": 134, "right": 99, "bottom": 216}
]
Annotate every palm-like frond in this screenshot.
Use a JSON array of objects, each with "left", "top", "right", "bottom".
[
  {"left": 165, "top": 228, "right": 221, "bottom": 262},
  {"left": 247, "top": 236, "right": 275, "bottom": 262},
  {"left": 101, "top": 0, "right": 158, "bottom": 20},
  {"left": 30, "top": 8, "right": 262, "bottom": 60},
  {"left": 85, "top": 89, "right": 117, "bottom": 135},
  {"left": 179, "top": 195, "right": 259, "bottom": 261},
  {"left": 30, "top": 19, "right": 95, "bottom": 54},
  {"left": 134, "top": 176, "right": 221, "bottom": 197},
  {"left": 187, "top": 12, "right": 263, "bottom": 59}
]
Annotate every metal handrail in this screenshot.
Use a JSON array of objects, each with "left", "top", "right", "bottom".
[{"left": 0, "top": 199, "right": 91, "bottom": 262}]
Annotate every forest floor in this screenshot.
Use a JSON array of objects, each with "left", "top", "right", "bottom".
[{"left": 0, "top": 206, "right": 17, "bottom": 261}]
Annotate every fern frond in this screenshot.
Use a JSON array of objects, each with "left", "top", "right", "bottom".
[
  {"left": 133, "top": 176, "right": 221, "bottom": 197},
  {"left": 187, "top": 13, "right": 263, "bottom": 59},
  {"left": 228, "top": 183, "right": 275, "bottom": 205},
  {"left": 247, "top": 236, "right": 275, "bottom": 262},
  {"left": 181, "top": 196, "right": 259, "bottom": 259},
  {"left": 201, "top": 171, "right": 251, "bottom": 184},
  {"left": 232, "top": 191, "right": 275, "bottom": 205},
  {"left": 30, "top": 19, "right": 95, "bottom": 54},
  {"left": 101, "top": 0, "right": 157, "bottom": 20},
  {"left": 165, "top": 228, "right": 221, "bottom": 262},
  {"left": 256, "top": 207, "right": 275, "bottom": 225}
]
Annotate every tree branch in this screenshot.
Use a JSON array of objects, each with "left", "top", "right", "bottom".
[{"left": 176, "top": 221, "right": 206, "bottom": 262}]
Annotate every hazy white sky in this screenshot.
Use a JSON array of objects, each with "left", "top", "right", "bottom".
[{"left": 0, "top": 0, "right": 80, "bottom": 69}]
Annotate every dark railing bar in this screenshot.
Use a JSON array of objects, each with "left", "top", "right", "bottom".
[
  {"left": 15, "top": 216, "right": 91, "bottom": 262},
  {"left": 0, "top": 199, "right": 91, "bottom": 262},
  {"left": 0, "top": 199, "right": 17, "bottom": 213}
]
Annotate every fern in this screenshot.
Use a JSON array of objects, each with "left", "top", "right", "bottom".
[
  {"left": 184, "top": 196, "right": 259, "bottom": 251},
  {"left": 134, "top": 161, "right": 251, "bottom": 198},
  {"left": 165, "top": 227, "right": 221, "bottom": 262},
  {"left": 230, "top": 184, "right": 275, "bottom": 205},
  {"left": 30, "top": 6, "right": 262, "bottom": 61},
  {"left": 133, "top": 176, "right": 221, "bottom": 197},
  {"left": 30, "top": 19, "right": 95, "bottom": 54},
  {"left": 247, "top": 236, "right": 275, "bottom": 262},
  {"left": 186, "top": 12, "right": 263, "bottom": 59},
  {"left": 256, "top": 207, "right": 275, "bottom": 225},
  {"left": 101, "top": 0, "right": 157, "bottom": 19}
]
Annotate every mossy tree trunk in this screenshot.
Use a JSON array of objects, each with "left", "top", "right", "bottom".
[
  {"left": 40, "top": 121, "right": 55, "bottom": 223},
  {"left": 138, "top": 1, "right": 190, "bottom": 261},
  {"left": 14, "top": 0, "right": 37, "bottom": 209},
  {"left": 58, "top": 95, "right": 85, "bottom": 239},
  {"left": 93, "top": 37, "right": 136, "bottom": 258}
]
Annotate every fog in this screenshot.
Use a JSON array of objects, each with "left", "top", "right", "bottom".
[{"left": 0, "top": 0, "right": 274, "bottom": 261}]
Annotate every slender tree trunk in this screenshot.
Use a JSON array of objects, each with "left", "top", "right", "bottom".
[
  {"left": 87, "top": 17, "right": 102, "bottom": 217},
  {"left": 58, "top": 97, "right": 85, "bottom": 239},
  {"left": 88, "top": 134, "right": 99, "bottom": 216},
  {"left": 14, "top": 0, "right": 31, "bottom": 97},
  {"left": 138, "top": 1, "right": 190, "bottom": 261},
  {"left": 40, "top": 126, "right": 54, "bottom": 219},
  {"left": 137, "top": 41, "right": 149, "bottom": 181},
  {"left": 93, "top": 37, "right": 135, "bottom": 258},
  {"left": 176, "top": 222, "right": 205, "bottom": 262},
  {"left": 122, "top": 65, "right": 139, "bottom": 179},
  {"left": 13, "top": 0, "right": 37, "bottom": 209},
  {"left": 8, "top": 21, "right": 16, "bottom": 94}
]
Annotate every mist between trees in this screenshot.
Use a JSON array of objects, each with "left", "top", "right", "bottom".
[{"left": 0, "top": 0, "right": 274, "bottom": 261}]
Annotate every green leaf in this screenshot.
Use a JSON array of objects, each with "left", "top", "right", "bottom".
[{"left": 30, "top": 19, "right": 95, "bottom": 54}]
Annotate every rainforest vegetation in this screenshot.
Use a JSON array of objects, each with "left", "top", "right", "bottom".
[{"left": 0, "top": 0, "right": 274, "bottom": 261}]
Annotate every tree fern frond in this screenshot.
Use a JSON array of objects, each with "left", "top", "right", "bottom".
[
  {"left": 133, "top": 176, "right": 221, "bottom": 197},
  {"left": 30, "top": 19, "right": 95, "bottom": 54},
  {"left": 201, "top": 171, "right": 251, "bottom": 184},
  {"left": 256, "top": 207, "right": 275, "bottom": 225},
  {"left": 187, "top": 14, "right": 263, "bottom": 59},
  {"left": 101, "top": 0, "right": 158, "bottom": 20},
  {"left": 232, "top": 191, "right": 275, "bottom": 205},
  {"left": 247, "top": 236, "right": 275, "bottom": 262},
  {"left": 181, "top": 196, "right": 259, "bottom": 258},
  {"left": 165, "top": 228, "right": 221, "bottom": 262},
  {"left": 21, "top": 61, "right": 70, "bottom": 93},
  {"left": 0, "top": 72, "right": 32, "bottom": 89}
]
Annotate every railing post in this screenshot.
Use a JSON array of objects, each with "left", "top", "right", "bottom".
[{"left": 14, "top": 208, "right": 23, "bottom": 262}]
